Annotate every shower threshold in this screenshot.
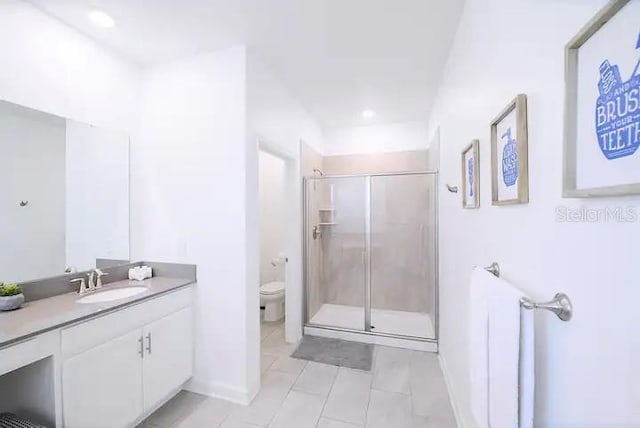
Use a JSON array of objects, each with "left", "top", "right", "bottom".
[{"left": 309, "top": 303, "right": 434, "bottom": 339}]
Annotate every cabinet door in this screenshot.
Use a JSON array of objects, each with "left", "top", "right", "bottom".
[
  {"left": 63, "top": 329, "right": 143, "bottom": 428},
  {"left": 143, "top": 307, "right": 193, "bottom": 412}
]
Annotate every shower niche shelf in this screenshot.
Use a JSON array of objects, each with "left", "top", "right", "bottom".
[{"left": 318, "top": 207, "right": 336, "bottom": 224}]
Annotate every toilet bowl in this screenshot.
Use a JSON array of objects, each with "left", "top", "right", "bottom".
[{"left": 260, "top": 281, "right": 285, "bottom": 322}]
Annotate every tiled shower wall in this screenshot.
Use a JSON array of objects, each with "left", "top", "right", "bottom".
[
  {"left": 370, "top": 173, "right": 435, "bottom": 313},
  {"left": 323, "top": 150, "right": 429, "bottom": 175},
  {"left": 304, "top": 148, "right": 436, "bottom": 322},
  {"left": 319, "top": 176, "right": 368, "bottom": 309}
]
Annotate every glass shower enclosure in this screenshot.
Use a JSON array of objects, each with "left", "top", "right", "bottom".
[{"left": 304, "top": 172, "right": 438, "bottom": 341}]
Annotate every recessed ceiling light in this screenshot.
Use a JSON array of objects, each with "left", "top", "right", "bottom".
[
  {"left": 88, "top": 10, "right": 115, "bottom": 28},
  {"left": 361, "top": 110, "right": 376, "bottom": 120}
]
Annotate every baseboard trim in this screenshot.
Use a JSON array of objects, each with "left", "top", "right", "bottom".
[
  {"left": 438, "top": 352, "right": 465, "bottom": 428},
  {"left": 184, "top": 379, "right": 258, "bottom": 405}
]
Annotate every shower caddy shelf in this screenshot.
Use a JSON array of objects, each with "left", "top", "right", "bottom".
[{"left": 318, "top": 207, "right": 336, "bottom": 225}]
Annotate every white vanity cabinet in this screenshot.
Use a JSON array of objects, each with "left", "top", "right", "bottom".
[
  {"left": 62, "top": 329, "right": 144, "bottom": 428},
  {"left": 61, "top": 288, "right": 193, "bottom": 428},
  {"left": 142, "top": 307, "right": 193, "bottom": 411}
]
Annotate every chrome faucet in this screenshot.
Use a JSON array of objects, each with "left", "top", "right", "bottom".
[
  {"left": 87, "top": 271, "right": 96, "bottom": 290},
  {"left": 71, "top": 269, "right": 109, "bottom": 294},
  {"left": 71, "top": 277, "right": 89, "bottom": 294},
  {"left": 94, "top": 268, "right": 108, "bottom": 289}
]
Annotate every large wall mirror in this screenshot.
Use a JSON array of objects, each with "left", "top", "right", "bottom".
[{"left": 0, "top": 100, "right": 130, "bottom": 283}]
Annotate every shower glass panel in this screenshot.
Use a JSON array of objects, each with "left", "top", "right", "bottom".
[
  {"left": 370, "top": 174, "right": 437, "bottom": 340},
  {"left": 305, "top": 176, "right": 368, "bottom": 331},
  {"left": 304, "top": 172, "right": 438, "bottom": 341}
]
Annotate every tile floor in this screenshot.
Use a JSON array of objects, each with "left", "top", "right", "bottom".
[{"left": 139, "top": 316, "right": 456, "bottom": 428}]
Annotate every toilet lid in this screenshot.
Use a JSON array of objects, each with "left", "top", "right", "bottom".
[{"left": 260, "top": 281, "right": 285, "bottom": 295}]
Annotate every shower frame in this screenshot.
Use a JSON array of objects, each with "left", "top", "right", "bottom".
[{"left": 302, "top": 171, "right": 439, "bottom": 344}]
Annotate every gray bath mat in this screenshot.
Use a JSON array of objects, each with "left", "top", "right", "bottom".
[{"left": 291, "top": 336, "right": 373, "bottom": 371}]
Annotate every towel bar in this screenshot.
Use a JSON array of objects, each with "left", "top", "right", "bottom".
[
  {"left": 483, "top": 262, "right": 573, "bottom": 321},
  {"left": 520, "top": 293, "right": 573, "bottom": 322},
  {"left": 484, "top": 262, "right": 500, "bottom": 277}
]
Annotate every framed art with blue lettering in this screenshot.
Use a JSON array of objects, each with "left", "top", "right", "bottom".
[
  {"left": 462, "top": 140, "right": 480, "bottom": 209},
  {"left": 563, "top": 0, "right": 640, "bottom": 197},
  {"left": 491, "top": 94, "right": 529, "bottom": 205}
]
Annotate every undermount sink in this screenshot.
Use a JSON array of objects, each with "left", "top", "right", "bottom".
[{"left": 77, "top": 287, "right": 147, "bottom": 304}]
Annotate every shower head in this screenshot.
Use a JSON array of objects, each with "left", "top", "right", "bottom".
[{"left": 311, "top": 168, "right": 325, "bottom": 191}]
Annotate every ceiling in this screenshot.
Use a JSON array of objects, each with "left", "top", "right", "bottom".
[{"left": 28, "top": 0, "right": 464, "bottom": 129}]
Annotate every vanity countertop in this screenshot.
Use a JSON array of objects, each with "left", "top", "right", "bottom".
[{"left": 0, "top": 277, "right": 194, "bottom": 349}]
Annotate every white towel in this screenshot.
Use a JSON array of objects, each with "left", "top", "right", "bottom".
[
  {"left": 468, "top": 266, "right": 535, "bottom": 428},
  {"left": 519, "top": 305, "right": 535, "bottom": 428},
  {"left": 488, "top": 285, "right": 534, "bottom": 428},
  {"left": 468, "top": 267, "right": 490, "bottom": 428}
]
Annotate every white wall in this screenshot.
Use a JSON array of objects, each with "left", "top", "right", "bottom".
[
  {"left": 323, "top": 121, "right": 428, "bottom": 156},
  {"left": 247, "top": 52, "right": 325, "bottom": 345},
  {"left": 247, "top": 52, "right": 324, "bottom": 156},
  {"left": 0, "top": 102, "right": 66, "bottom": 283},
  {"left": 428, "top": 0, "right": 640, "bottom": 426},
  {"left": 258, "top": 151, "right": 286, "bottom": 285},
  {"left": 0, "top": 0, "right": 140, "bottom": 133},
  {"left": 131, "top": 47, "right": 255, "bottom": 403}
]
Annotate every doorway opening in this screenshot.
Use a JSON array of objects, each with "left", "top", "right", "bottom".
[
  {"left": 258, "top": 150, "right": 287, "bottom": 327},
  {"left": 255, "top": 139, "right": 303, "bottom": 363}
]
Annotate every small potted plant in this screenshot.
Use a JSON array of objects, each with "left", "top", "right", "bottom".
[{"left": 0, "top": 283, "right": 24, "bottom": 311}]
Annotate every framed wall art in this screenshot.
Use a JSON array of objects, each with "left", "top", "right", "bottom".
[
  {"left": 563, "top": 0, "right": 640, "bottom": 197},
  {"left": 461, "top": 139, "right": 479, "bottom": 209},
  {"left": 491, "top": 94, "right": 529, "bottom": 205}
]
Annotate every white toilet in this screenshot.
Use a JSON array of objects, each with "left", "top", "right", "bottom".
[{"left": 260, "top": 281, "right": 285, "bottom": 322}]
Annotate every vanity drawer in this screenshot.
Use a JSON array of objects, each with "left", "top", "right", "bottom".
[{"left": 61, "top": 286, "right": 192, "bottom": 359}]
